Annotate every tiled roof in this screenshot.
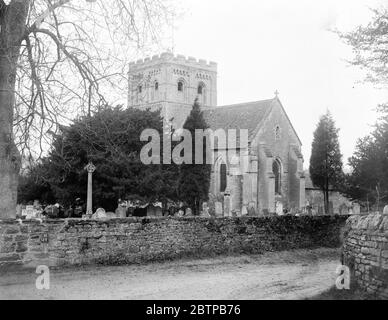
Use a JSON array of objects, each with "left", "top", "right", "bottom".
[{"left": 203, "top": 99, "right": 275, "bottom": 139}]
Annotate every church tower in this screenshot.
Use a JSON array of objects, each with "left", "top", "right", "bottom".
[{"left": 128, "top": 52, "right": 217, "bottom": 129}]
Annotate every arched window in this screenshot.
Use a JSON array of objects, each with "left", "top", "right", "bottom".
[
  {"left": 155, "top": 82, "right": 159, "bottom": 91},
  {"left": 178, "top": 81, "right": 184, "bottom": 92},
  {"left": 198, "top": 84, "right": 203, "bottom": 95},
  {"left": 138, "top": 85, "right": 142, "bottom": 93},
  {"left": 220, "top": 163, "right": 227, "bottom": 192},
  {"left": 273, "top": 160, "right": 281, "bottom": 194}
]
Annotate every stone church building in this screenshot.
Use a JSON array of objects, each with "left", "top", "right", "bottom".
[{"left": 128, "top": 52, "right": 305, "bottom": 215}]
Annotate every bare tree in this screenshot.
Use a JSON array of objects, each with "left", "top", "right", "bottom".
[
  {"left": 337, "top": 7, "right": 388, "bottom": 87},
  {"left": 0, "top": 0, "right": 175, "bottom": 218}
]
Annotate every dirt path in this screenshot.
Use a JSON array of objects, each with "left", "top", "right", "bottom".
[{"left": 0, "top": 248, "right": 341, "bottom": 300}]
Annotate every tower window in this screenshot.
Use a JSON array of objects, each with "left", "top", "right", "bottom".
[
  {"left": 273, "top": 160, "right": 281, "bottom": 194},
  {"left": 138, "top": 85, "right": 142, "bottom": 93},
  {"left": 220, "top": 163, "right": 227, "bottom": 192},
  {"left": 155, "top": 82, "right": 159, "bottom": 91},
  {"left": 198, "top": 84, "right": 203, "bottom": 95},
  {"left": 178, "top": 81, "right": 183, "bottom": 92}
]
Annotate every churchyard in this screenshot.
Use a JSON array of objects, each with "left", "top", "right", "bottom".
[{"left": 1, "top": 0, "right": 388, "bottom": 302}]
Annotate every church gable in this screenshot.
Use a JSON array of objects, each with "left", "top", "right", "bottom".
[{"left": 253, "top": 98, "right": 302, "bottom": 151}]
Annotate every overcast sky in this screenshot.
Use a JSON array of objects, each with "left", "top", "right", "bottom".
[{"left": 167, "top": 0, "right": 388, "bottom": 169}]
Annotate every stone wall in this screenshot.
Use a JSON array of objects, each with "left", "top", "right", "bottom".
[
  {"left": 342, "top": 214, "right": 388, "bottom": 299},
  {"left": 0, "top": 215, "right": 348, "bottom": 269}
]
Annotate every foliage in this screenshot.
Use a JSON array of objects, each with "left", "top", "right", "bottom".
[
  {"left": 0, "top": 0, "right": 175, "bottom": 218},
  {"left": 17, "top": 164, "right": 55, "bottom": 205},
  {"left": 309, "top": 111, "right": 344, "bottom": 214},
  {"left": 177, "top": 99, "right": 211, "bottom": 215},
  {"left": 338, "top": 8, "right": 388, "bottom": 86},
  {"left": 338, "top": 6, "right": 388, "bottom": 208},
  {"left": 345, "top": 106, "right": 388, "bottom": 207},
  {"left": 18, "top": 107, "right": 179, "bottom": 211}
]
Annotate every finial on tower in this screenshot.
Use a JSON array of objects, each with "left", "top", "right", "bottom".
[{"left": 274, "top": 90, "right": 279, "bottom": 98}]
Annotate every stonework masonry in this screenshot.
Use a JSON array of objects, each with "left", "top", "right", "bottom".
[
  {"left": 128, "top": 53, "right": 306, "bottom": 215},
  {"left": 128, "top": 52, "right": 217, "bottom": 129},
  {"left": 342, "top": 213, "right": 388, "bottom": 299},
  {"left": 0, "top": 215, "right": 348, "bottom": 269}
]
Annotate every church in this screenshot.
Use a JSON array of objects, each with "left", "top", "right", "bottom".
[{"left": 128, "top": 52, "right": 306, "bottom": 216}]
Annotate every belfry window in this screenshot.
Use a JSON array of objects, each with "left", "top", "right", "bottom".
[
  {"left": 273, "top": 160, "right": 281, "bottom": 194},
  {"left": 220, "top": 163, "right": 227, "bottom": 193},
  {"left": 178, "top": 81, "right": 184, "bottom": 92}
]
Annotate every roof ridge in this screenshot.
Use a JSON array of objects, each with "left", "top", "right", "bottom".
[{"left": 210, "top": 98, "right": 275, "bottom": 110}]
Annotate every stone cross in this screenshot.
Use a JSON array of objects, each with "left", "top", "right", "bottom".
[{"left": 84, "top": 162, "right": 96, "bottom": 217}]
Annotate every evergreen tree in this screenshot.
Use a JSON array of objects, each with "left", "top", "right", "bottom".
[
  {"left": 177, "top": 99, "right": 212, "bottom": 215},
  {"left": 346, "top": 106, "right": 388, "bottom": 209},
  {"left": 338, "top": 7, "right": 388, "bottom": 211},
  {"left": 20, "top": 107, "right": 179, "bottom": 212},
  {"left": 309, "top": 111, "right": 344, "bottom": 214}
]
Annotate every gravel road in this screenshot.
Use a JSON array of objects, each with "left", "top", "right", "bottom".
[{"left": 0, "top": 248, "right": 341, "bottom": 300}]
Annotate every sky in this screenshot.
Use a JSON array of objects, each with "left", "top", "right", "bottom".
[{"left": 166, "top": 0, "right": 388, "bottom": 169}]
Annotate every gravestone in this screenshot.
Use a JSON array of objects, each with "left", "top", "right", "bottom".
[
  {"left": 275, "top": 201, "right": 283, "bottom": 216},
  {"left": 25, "top": 205, "right": 35, "bottom": 220},
  {"left": 224, "top": 194, "right": 231, "bottom": 217},
  {"left": 352, "top": 203, "right": 360, "bottom": 215},
  {"left": 186, "top": 208, "right": 193, "bottom": 216},
  {"left": 241, "top": 206, "right": 248, "bottom": 216},
  {"left": 383, "top": 205, "right": 388, "bottom": 215},
  {"left": 248, "top": 202, "right": 256, "bottom": 216},
  {"left": 92, "top": 208, "right": 108, "bottom": 219},
  {"left": 115, "top": 206, "right": 127, "bottom": 218},
  {"left": 16, "top": 205, "right": 22, "bottom": 218},
  {"left": 215, "top": 202, "right": 223, "bottom": 217},
  {"left": 201, "top": 203, "right": 210, "bottom": 217}
]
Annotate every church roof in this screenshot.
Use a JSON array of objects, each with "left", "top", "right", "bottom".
[{"left": 203, "top": 99, "right": 275, "bottom": 140}]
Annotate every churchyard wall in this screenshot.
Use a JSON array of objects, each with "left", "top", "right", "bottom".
[
  {"left": 342, "top": 213, "right": 388, "bottom": 299},
  {"left": 0, "top": 215, "right": 348, "bottom": 269}
]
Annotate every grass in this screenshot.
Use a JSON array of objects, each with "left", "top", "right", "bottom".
[{"left": 308, "top": 285, "right": 379, "bottom": 300}]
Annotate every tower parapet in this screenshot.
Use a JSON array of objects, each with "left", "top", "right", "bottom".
[
  {"left": 128, "top": 52, "right": 218, "bottom": 72},
  {"left": 128, "top": 52, "right": 218, "bottom": 129}
]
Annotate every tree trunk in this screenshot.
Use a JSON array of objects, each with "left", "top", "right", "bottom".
[
  {"left": 323, "top": 177, "right": 330, "bottom": 215},
  {"left": 0, "top": 1, "right": 29, "bottom": 219}
]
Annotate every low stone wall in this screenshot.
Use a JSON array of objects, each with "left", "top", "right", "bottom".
[
  {"left": 0, "top": 215, "right": 348, "bottom": 269},
  {"left": 342, "top": 214, "right": 388, "bottom": 299}
]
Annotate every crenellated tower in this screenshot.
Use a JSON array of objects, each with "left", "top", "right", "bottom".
[{"left": 128, "top": 52, "right": 217, "bottom": 129}]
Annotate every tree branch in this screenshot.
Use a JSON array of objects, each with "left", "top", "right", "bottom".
[{"left": 31, "top": 0, "right": 71, "bottom": 29}]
